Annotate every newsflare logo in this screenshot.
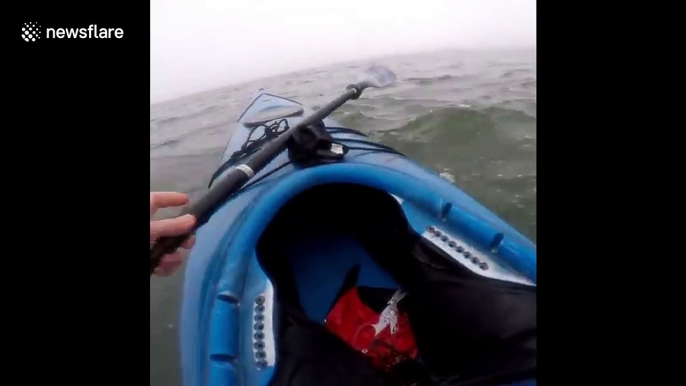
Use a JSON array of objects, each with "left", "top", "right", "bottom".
[
  {"left": 22, "top": 23, "right": 41, "bottom": 42},
  {"left": 22, "top": 23, "right": 124, "bottom": 42}
]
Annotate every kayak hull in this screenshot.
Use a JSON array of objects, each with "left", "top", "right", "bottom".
[{"left": 180, "top": 92, "right": 536, "bottom": 386}]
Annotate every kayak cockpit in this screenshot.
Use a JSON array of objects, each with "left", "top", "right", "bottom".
[
  {"left": 257, "top": 183, "right": 405, "bottom": 322},
  {"left": 254, "top": 182, "right": 536, "bottom": 385}
]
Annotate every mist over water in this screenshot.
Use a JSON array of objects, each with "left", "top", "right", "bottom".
[
  {"left": 151, "top": 0, "right": 536, "bottom": 103},
  {"left": 150, "top": 48, "right": 536, "bottom": 385}
]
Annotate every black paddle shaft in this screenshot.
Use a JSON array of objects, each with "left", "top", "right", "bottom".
[{"left": 150, "top": 85, "right": 363, "bottom": 275}]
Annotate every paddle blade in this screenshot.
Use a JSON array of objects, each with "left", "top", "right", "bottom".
[{"left": 358, "top": 65, "right": 397, "bottom": 89}]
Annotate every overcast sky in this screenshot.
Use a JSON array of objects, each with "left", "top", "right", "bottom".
[{"left": 151, "top": 0, "right": 536, "bottom": 103}]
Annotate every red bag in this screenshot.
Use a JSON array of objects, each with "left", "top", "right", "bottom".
[
  {"left": 322, "top": 264, "right": 427, "bottom": 386},
  {"left": 325, "top": 286, "right": 418, "bottom": 371}
]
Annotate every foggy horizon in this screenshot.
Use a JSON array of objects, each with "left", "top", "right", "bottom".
[{"left": 151, "top": 0, "right": 536, "bottom": 104}]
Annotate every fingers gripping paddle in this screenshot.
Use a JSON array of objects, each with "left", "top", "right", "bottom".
[{"left": 150, "top": 65, "right": 397, "bottom": 275}]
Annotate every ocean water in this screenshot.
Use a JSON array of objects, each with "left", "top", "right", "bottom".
[{"left": 150, "top": 48, "right": 536, "bottom": 385}]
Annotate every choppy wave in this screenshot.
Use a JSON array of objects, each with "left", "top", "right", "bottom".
[
  {"left": 406, "top": 74, "right": 456, "bottom": 85},
  {"left": 150, "top": 135, "right": 186, "bottom": 149},
  {"left": 151, "top": 103, "right": 227, "bottom": 126},
  {"left": 500, "top": 69, "right": 533, "bottom": 78},
  {"left": 150, "top": 122, "right": 228, "bottom": 149},
  {"left": 368, "top": 105, "right": 534, "bottom": 146},
  {"left": 150, "top": 49, "right": 536, "bottom": 241}
]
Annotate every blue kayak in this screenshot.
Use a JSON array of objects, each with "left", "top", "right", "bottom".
[{"left": 180, "top": 90, "right": 537, "bottom": 386}]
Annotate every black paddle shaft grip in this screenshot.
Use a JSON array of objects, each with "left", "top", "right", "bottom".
[{"left": 150, "top": 168, "right": 252, "bottom": 275}]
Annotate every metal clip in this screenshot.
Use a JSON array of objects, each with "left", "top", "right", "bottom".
[{"left": 370, "top": 289, "right": 407, "bottom": 336}]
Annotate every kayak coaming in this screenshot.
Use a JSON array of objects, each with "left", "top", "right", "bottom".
[{"left": 181, "top": 92, "right": 537, "bottom": 386}]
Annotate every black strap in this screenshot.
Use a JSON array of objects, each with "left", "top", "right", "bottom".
[
  {"left": 208, "top": 119, "right": 289, "bottom": 187},
  {"left": 208, "top": 123, "right": 404, "bottom": 188}
]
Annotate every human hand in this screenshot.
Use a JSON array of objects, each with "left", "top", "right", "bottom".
[{"left": 150, "top": 191, "right": 196, "bottom": 276}]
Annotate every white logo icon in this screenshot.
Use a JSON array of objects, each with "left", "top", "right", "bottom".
[{"left": 22, "top": 22, "right": 41, "bottom": 42}]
